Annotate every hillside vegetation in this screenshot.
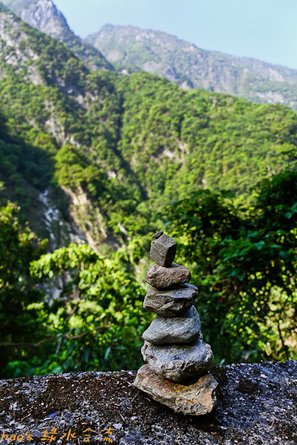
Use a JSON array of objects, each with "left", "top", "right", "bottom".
[
  {"left": 1, "top": 5, "right": 297, "bottom": 241},
  {"left": 0, "top": 5, "right": 296, "bottom": 377}
]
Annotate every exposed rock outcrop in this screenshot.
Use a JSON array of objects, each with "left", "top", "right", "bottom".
[{"left": 2, "top": 0, "right": 112, "bottom": 70}]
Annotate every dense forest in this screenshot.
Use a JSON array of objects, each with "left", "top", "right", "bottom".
[{"left": 0, "top": 4, "right": 296, "bottom": 377}]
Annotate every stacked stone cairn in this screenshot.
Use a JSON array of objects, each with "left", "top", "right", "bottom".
[{"left": 134, "top": 231, "right": 218, "bottom": 416}]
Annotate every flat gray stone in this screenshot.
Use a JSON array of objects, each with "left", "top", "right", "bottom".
[
  {"left": 141, "top": 339, "right": 214, "bottom": 383},
  {"left": 150, "top": 234, "right": 176, "bottom": 267},
  {"left": 146, "top": 263, "right": 191, "bottom": 289},
  {"left": 134, "top": 365, "right": 218, "bottom": 416},
  {"left": 142, "top": 306, "right": 201, "bottom": 345},
  {"left": 152, "top": 231, "right": 163, "bottom": 239},
  {"left": 143, "top": 283, "right": 198, "bottom": 317}
]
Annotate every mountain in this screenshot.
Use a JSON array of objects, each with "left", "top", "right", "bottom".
[
  {"left": 85, "top": 24, "right": 297, "bottom": 110},
  {"left": 1, "top": 0, "right": 112, "bottom": 70},
  {"left": 5, "top": 1, "right": 297, "bottom": 110},
  {"left": 0, "top": 4, "right": 296, "bottom": 250}
]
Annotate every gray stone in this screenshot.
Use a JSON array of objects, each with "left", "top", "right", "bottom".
[
  {"left": 152, "top": 231, "right": 163, "bottom": 239},
  {"left": 143, "top": 283, "right": 198, "bottom": 317},
  {"left": 141, "top": 339, "right": 214, "bottom": 382},
  {"left": 134, "top": 365, "right": 218, "bottom": 416},
  {"left": 146, "top": 263, "right": 191, "bottom": 289},
  {"left": 142, "top": 306, "right": 201, "bottom": 345},
  {"left": 150, "top": 234, "right": 177, "bottom": 267}
]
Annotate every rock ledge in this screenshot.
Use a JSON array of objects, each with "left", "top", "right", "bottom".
[{"left": 0, "top": 361, "right": 296, "bottom": 444}]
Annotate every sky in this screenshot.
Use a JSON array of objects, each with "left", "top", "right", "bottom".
[{"left": 54, "top": 0, "right": 297, "bottom": 69}]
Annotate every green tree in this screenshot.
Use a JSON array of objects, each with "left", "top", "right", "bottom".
[
  {"left": 29, "top": 243, "right": 151, "bottom": 374},
  {"left": 0, "top": 202, "right": 47, "bottom": 377},
  {"left": 168, "top": 171, "right": 297, "bottom": 363}
]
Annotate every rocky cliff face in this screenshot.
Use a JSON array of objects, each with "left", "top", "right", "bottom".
[
  {"left": 0, "top": 361, "right": 296, "bottom": 444},
  {"left": 1, "top": 0, "right": 112, "bottom": 70},
  {"left": 20, "top": 0, "right": 71, "bottom": 40},
  {"left": 86, "top": 24, "right": 297, "bottom": 110}
]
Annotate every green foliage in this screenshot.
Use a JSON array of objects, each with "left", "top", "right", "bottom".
[
  {"left": 26, "top": 243, "right": 151, "bottom": 375},
  {"left": 0, "top": 202, "right": 47, "bottom": 376},
  {"left": 1, "top": 172, "right": 296, "bottom": 377},
  {"left": 167, "top": 170, "right": 297, "bottom": 363},
  {"left": 106, "top": 72, "right": 297, "bottom": 245}
]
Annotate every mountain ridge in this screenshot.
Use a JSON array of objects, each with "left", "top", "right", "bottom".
[
  {"left": 88, "top": 23, "right": 297, "bottom": 73},
  {"left": 4, "top": 0, "right": 297, "bottom": 110},
  {"left": 86, "top": 23, "right": 297, "bottom": 110}
]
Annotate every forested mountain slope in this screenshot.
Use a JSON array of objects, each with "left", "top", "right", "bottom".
[
  {"left": 86, "top": 24, "right": 297, "bottom": 110},
  {"left": 0, "top": 5, "right": 297, "bottom": 248},
  {"left": 1, "top": 0, "right": 112, "bottom": 70}
]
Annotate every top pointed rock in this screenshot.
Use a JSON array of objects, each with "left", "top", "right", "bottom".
[
  {"left": 150, "top": 233, "right": 177, "bottom": 267},
  {"left": 152, "top": 230, "right": 164, "bottom": 239}
]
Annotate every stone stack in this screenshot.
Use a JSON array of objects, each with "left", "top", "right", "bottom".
[{"left": 134, "top": 232, "right": 218, "bottom": 416}]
